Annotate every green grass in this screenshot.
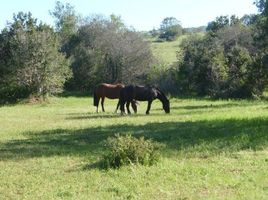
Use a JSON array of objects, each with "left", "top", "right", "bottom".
[
  {"left": 1, "top": 97, "right": 268, "bottom": 199},
  {"left": 150, "top": 34, "right": 205, "bottom": 66},
  {"left": 150, "top": 36, "right": 186, "bottom": 65}
]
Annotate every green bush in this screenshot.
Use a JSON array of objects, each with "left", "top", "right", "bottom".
[
  {"left": 0, "top": 85, "right": 31, "bottom": 104},
  {"left": 103, "top": 134, "right": 164, "bottom": 169}
]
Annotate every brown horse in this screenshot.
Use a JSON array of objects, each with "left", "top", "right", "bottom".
[{"left": 93, "top": 83, "right": 137, "bottom": 113}]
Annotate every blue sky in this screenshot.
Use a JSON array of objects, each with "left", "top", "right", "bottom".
[{"left": 0, "top": 0, "right": 258, "bottom": 31}]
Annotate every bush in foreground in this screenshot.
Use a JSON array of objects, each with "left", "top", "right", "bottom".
[{"left": 103, "top": 134, "right": 164, "bottom": 169}]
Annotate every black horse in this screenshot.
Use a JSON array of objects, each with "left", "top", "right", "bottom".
[{"left": 119, "top": 85, "right": 170, "bottom": 114}]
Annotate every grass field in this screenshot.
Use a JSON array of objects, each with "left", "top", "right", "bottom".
[
  {"left": 0, "top": 96, "right": 268, "bottom": 199},
  {"left": 150, "top": 34, "right": 204, "bottom": 66},
  {"left": 150, "top": 36, "right": 187, "bottom": 65}
]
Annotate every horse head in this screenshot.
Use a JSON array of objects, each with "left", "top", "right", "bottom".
[
  {"left": 156, "top": 87, "right": 170, "bottom": 113},
  {"left": 162, "top": 98, "right": 170, "bottom": 113}
]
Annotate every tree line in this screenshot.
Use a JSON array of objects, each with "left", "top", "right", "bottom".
[
  {"left": 176, "top": 1, "right": 268, "bottom": 98},
  {"left": 151, "top": 0, "right": 268, "bottom": 98},
  {"left": 0, "top": 1, "right": 155, "bottom": 103},
  {"left": 0, "top": 0, "right": 268, "bottom": 103}
]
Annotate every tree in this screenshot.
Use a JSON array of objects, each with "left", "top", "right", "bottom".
[
  {"left": 241, "top": 14, "right": 258, "bottom": 26},
  {"left": 206, "top": 16, "right": 229, "bottom": 32},
  {"left": 177, "top": 14, "right": 261, "bottom": 98},
  {"left": 50, "top": 1, "right": 78, "bottom": 54},
  {"left": 252, "top": 0, "right": 268, "bottom": 92},
  {"left": 255, "top": 0, "right": 266, "bottom": 12},
  {"left": 68, "top": 15, "right": 154, "bottom": 91},
  {"left": 255, "top": 0, "right": 268, "bottom": 48},
  {"left": 159, "top": 17, "right": 183, "bottom": 41},
  {"left": 0, "top": 12, "right": 71, "bottom": 102}
]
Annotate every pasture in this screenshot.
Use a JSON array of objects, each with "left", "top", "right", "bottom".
[
  {"left": 150, "top": 36, "right": 187, "bottom": 65},
  {"left": 0, "top": 96, "right": 268, "bottom": 199}
]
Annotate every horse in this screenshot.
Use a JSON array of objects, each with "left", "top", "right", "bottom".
[
  {"left": 119, "top": 85, "right": 170, "bottom": 115},
  {"left": 93, "top": 83, "right": 137, "bottom": 113}
]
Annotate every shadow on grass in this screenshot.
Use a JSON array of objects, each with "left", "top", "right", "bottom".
[
  {"left": 170, "top": 102, "right": 257, "bottom": 111},
  {"left": 57, "top": 91, "right": 90, "bottom": 98},
  {"left": 150, "top": 101, "right": 259, "bottom": 113},
  {"left": 82, "top": 160, "right": 107, "bottom": 171},
  {"left": 66, "top": 113, "right": 123, "bottom": 120},
  {"left": 65, "top": 112, "right": 167, "bottom": 120},
  {"left": 1, "top": 117, "right": 268, "bottom": 162}
]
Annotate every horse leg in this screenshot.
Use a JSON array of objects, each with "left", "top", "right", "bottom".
[
  {"left": 115, "top": 100, "right": 120, "bottom": 113},
  {"left": 120, "top": 99, "right": 126, "bottom": 115},
  {"left": 126, "top": 101, "right": 131, "bottom": 114},
  {"left": 101, "top": 97, "right": 105, "bottom": 112},
  {"left": 96, "top": 97, "right": 100, "bottom": 113},
  {"left": 146, "top": 100, "right": 152, "bottom": 115},
  {"left": 121, "top": 102, "right": 126, "bottom": 115},
  {"left": 131, "top": 100, "right": 137, "bottom": 114}
]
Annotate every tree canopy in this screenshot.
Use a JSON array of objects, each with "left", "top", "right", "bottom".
[
  {"left": 0, "top": 12, "right": 71, "bottom": 102},
  {"left": 159, "top": 17, "right": 183, "bottom": 41},
  {"left": 177, "top": 11, "right": 268, "bottom": 98},
  {"left": 67, "top": 15, "right": 154, "bottom": 91}
]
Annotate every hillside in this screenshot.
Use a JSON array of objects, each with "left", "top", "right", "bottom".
[
  {"left": 149, "top": 36, "right": 186, "bottom": 65},
  {"left": 149, "top": 33, "right": 205, "bottom": 66}
]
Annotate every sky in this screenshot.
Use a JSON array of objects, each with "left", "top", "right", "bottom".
[{"left": 0, "top": 0, "right": 259, "bottom": 31}]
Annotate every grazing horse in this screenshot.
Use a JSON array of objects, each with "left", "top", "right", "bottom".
[
  {"left": 120, "top": 85, "right": 170, "bottom": 115},
  {"left": 93, "top": 83, "right": 137, "bottom": 113}
]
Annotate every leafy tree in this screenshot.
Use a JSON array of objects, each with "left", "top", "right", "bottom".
[
  {"left": 241, "top": 14, "right": 258, "bottom": 26},
  {"left": 254, "top": 1, "right": 268, "bottom": 43},
  {"left": 50, "top": 1, "right": 78, "bottom": 54},
  {"left": 252, "top": 0, "right": 268, "bottom": 92},
  {"left": 206, "top": 16, "right": 229, "bottom": 32},
  {"left": 68, "top": 15, "right": 154, "bottom": 91},
  {"left": 255, "top": 0, "right": 266, "bottom": 12},
  {"left": 178, "top": 35, "right": 226, "bottom": 96},
  {"left": 177, "top": 14, "right": 262, "bottom": 98},
  {"left": 110, "top": 14, "right": 125, "bottom": 30},
  {"left": 159, "top": 17, "right": 183, "bottom": 41},
  {"left": 0, "top": 12, "right": 71, "bottom": 102}
]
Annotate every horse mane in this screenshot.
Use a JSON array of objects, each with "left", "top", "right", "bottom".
[
  {"left": 135, "top": 84, "right": 168, "bottom": 101},
  {"left": 112, "top": 80, "right": 124, "bottom": 86},
  {"left": 155, "top": 87, "right": 169, "bottom": 101}
]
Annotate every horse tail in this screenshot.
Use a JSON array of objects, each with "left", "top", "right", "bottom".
[{"left": 93, "top": 89, "right": 98, "bottom": 107}]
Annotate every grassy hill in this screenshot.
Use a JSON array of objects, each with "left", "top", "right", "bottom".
[
  {"left": 149, "top": 36, "right": 186, "bottom": 65},
  {"left": 1, "top": 96, "right": 268, "bottom": 199},
  {"left": 149, "top": 33, "right": 205, "bottom": 66}
]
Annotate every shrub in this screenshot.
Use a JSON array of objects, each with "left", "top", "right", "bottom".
[{"left": 103, "top": 134, "right": 164, "bottom": 169}]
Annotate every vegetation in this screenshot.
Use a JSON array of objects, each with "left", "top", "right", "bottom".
[
  {"left": 67, "top": 15, "right": 153, "bottom": 91},
  {"left": 150, "top": 35, "right": 187, "bottom": 65},
  {"left": 1, "top": 1, "right": 268, "bottom": 102},
  {"left": 0, "top": 96, "right": 268, "bottom": 199},
  {"left": 177, "top": 13, "right": 268, "bottom": 98},
  {"left": 158, "top": 17, "right": 183, "bottom": 41},
  {"left": 149, "top": 1, "right": 268, "bottom": 98},
  {"left": 1, "top": 0, "right": 268, "bottom": 199},
  {"left": 0, "top": 1, "right": 154, "bottom": 103},
  {"left": 103, "top": 134, "right": 163, "bottom": 168},
  {"left": 0, "top": 12, "right": 71, "bottom": 102}
]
